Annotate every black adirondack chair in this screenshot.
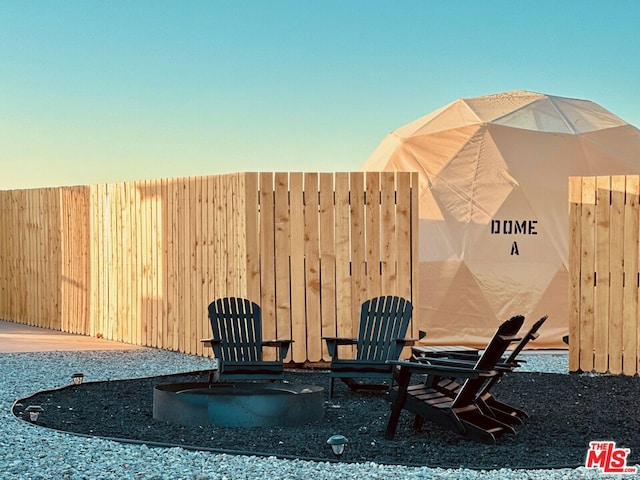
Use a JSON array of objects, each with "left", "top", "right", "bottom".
[
  {"left": 384, "top": 315, "right": 525, "bottom": 444},
  {"left": 433, "top": 315, "right": 548, "bottom": 424},
  {"left": 323, "top": 295, "right": 415, "bottom": 398},
  {"left": 201, "top": 297, "right": 292, "bottom": 382}
]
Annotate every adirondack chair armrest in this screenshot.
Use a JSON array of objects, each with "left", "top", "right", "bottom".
[
  {"left": 415, "top": 356, "right": 521, "bottom": 376},
  {"left": 262, "top": 339, "right": 293, "bottom": 361},
  {"left": 498, "top": 334, "right": 522, "bottom": 343},
  {"left": 495, "top": 359, "right": 522, "bottom": 370},
  {"left": 414, "top": 356, "right": 477, "bottom": 369},
  {"left": 390, "top": 337, "right": 418, "bottom": 357},
  {"left": 200, "top": 338, "right": 222, "bottom": 348},
  {"left": 444, "top": 351, "right": 482, "bottom": 361},
  {"left": 393, "top": 337, "right": 418, "bottom": 346},
  {"left": 388, "top": 360, "right": 495, "bottom": 380},
  {"left": 322, "top": 337, "right": 358, "bottom": 359}
]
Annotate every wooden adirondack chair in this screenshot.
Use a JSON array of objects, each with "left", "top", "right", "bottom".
[
  {"left": 384, "top": 315, "right": 525, "bottom": 444},
  {"left": 323, "top": 295, "right": 415, "bottom": 398},
  {"left": 201, "top": 297, "right": 292, "bottom": 382},
  {"left": 433, "top": 315, "right": 548, "bottom": 424}
]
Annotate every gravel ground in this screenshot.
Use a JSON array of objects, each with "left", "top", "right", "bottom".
[{"left": 2, "top": 348, "right": 634, "bottom": 479}]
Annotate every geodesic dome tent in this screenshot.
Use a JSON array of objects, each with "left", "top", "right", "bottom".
[{"left": 362, "top": 90, "right": 640, "bottom": 348}]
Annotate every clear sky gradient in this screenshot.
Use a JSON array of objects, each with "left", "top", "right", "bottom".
[{"left": 2, "top": 1, "right": 639, "bottom": 189}]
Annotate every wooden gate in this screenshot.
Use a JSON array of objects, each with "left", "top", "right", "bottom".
[{"left": 569, "top": 175, "right": 640, "bottom": 375}]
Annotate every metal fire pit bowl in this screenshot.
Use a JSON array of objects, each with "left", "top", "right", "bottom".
[{"left": 153, "top": 382, "right": 325, "bottom": 427}]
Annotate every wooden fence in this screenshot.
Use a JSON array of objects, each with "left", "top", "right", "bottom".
[
  {"left": 569, "top": 175, "right": 640, "bottom": 375},
  {"left": 0, "top": 172, "right": 419, "bottom": 364}
]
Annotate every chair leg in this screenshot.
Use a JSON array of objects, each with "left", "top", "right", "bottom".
[
  {"left": 384, "top": 366, "right": 412, "bottom": 440},
  {"left": 329, "top": 377, "right": 335, "bottom": 399}
]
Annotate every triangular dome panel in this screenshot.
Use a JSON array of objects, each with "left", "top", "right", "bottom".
[
  {"left": 462, "top": 91, "right": 543, "bottom": 122},
  {"left": 402, "top": 100, "right": 482, "bottom": 136},
  {"left": 401, "top": 125, "right": 479, "bottom": 179},
  {"left": 430, "top": 126, "right": 515, "bottom": 224},
  {"left": 493, "top": 98, "right": 575, "bottom": 133},
  {"left": 548, "top": 96, "right": 627, "bottom": 133},
  {"left": 418, "top": 261, "right": 498, "bottom": 346}
]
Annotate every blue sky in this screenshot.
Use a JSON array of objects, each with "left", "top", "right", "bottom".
[{"left": 1, "top": 1, "right": 639, "bottom": 189}]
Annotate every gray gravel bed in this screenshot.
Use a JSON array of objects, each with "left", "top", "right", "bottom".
[{"left": 1, "top": 348, "right": 620, "bottom": 479}]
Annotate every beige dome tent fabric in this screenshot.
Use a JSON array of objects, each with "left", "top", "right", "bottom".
[{"left": 363, "top": 90, "right": 640, "bottom": 348}]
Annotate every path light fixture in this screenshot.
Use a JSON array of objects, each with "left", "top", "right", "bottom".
[
  {"left": 71, "top": 373, "right": 85, "bottom": 385},
  {"left": 24, "top": 405, "right": 44, "bottom": 422},
  {"left": 327, "top": 434, "right": 348, "bottom": 458}
]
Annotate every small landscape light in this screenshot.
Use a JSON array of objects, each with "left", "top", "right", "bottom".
[
  {"left": 327, "top": 434, "right": 348, "bottom": 458},
  {"left": 71, "top": 373, "right": 85, "bottom": 385},
  {"left": 24, "top": 405, "right": 44, "bottom": 422}
]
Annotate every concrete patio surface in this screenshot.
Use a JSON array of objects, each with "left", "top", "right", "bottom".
[{"left": 0, "top": 319, "right": 142, "bottom": 353}]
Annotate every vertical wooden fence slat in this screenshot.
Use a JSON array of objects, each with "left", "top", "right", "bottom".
[
  {"left": 168, "top": 178, "right": 179, "bottom": 351},
  {"left": 176, "top": 177, "right": 186, "bottom": 352},
  {"left": 304, "top": 172, "right": 322, "bottom": 362},
  {"left": 114, "top": 184, "right": 124, "bottom": 341},
  {"left": 34, "top": 190, "right": 40, "bottom": 325},
  {"left": 162, "top": 178, "right": 170, "bottom": 350},
  {"left": 224, "top": 175, "right": 235, "bottom": 296},
  {"left": 131, "top": 182, "right": 141, "bottom": 345},
  {"left": 365, "top": 172, "right": 382, "bottom": 298},
  {"left": 184, "top": 177, "right": 194, "bottom": 352},
  {"left": 26, "top": 189, "right": 35, "bottom": 326},
  {"left": 60, "top": 188, "right": 69, "bottom": 332},
  {"left": 201, "top": 175, "right": 215, "bottom": 355},
  {"left": 410, "top": 172, "right": 419, "bottom": 338},
  {"left": 568, "top": 177, "right": 582, "bottom": 372},
  {"left": 79, "top": 187, "right": 90, "bottom": 335},
  {"left": 289, "top": 173, "right": 307, "bottom": 362},
  {"left": 579, "top": 177, "right": 596, "bottom": 372},
  {"left": 334, "top": 173, "right": 353, "bottom": 346},
  {"left": 139, "top": 180, "right": 149, "bottom": 345},
  {"left": 196, "top": 176, "right": 206, "bottom": 357},
  {"left": 623, "top": 175, "right": 639, "bottom": 375},
  {"left": 185, "top": 177, "right": 196, "bottom": 354},
  {"left": 105, "top": 184, "right": 115, "bottom": 340},
  {"left": 147, "top": 180, "right": 156, "bottom": 348},
  {"left": 608, "top": 176, "right": 625, "bottom": 374},
  {"left": 123, "top": 183, "right": 132, "bottom": 343},
  {"left": 47, "top": 189, "right": 57, "bottom": 329},
  {"left": 94, "top": 184, "right": 104, "bottom": 339},
  {"left": 156, "top": 179, "right": 164, "bottom": 348},
  {"left": 259, "top": 172, "right": 277, "bottom": 357},
  {"left": 319, "top": 173, "right": 337, "bottom": 360},
  {"left": 380, "top": 172, "right": 398, "bottom": 295},
  {"left": 594, "top": 176, "right": 611, "bottom": 372},
  {"left": 214, "top": 175, "right": 224, "bottom": 301},
  {"left": 244, "top": 173, "right": 260, "bottom": 304},
  {"left": 236, "top": 174, "right": 248, "bottom": 300},
  {"left": 274, "top": 173, "right": 291, "bottom": 359},
  {"left": 396, "top": 172, "right": 413, "bottom": 302},
  {"left": 350, "top": 173, "right": 366, "bottom": 322}
]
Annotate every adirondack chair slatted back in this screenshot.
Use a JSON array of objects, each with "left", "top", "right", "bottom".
[
  {"left": 475, "top": 314, "right": 548, "bottom": 400},
  {"left": 209, "top": 297, "right": 263, "bottom": 362},
  {"left": 356, "top": 296, "right": 413, "bottom": 362},
  {"left": 504, "top": 315, "right": 548, "bottom": 364},
  {"left": 452, "top": 315, "right": 524, "bottom": 408}
]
